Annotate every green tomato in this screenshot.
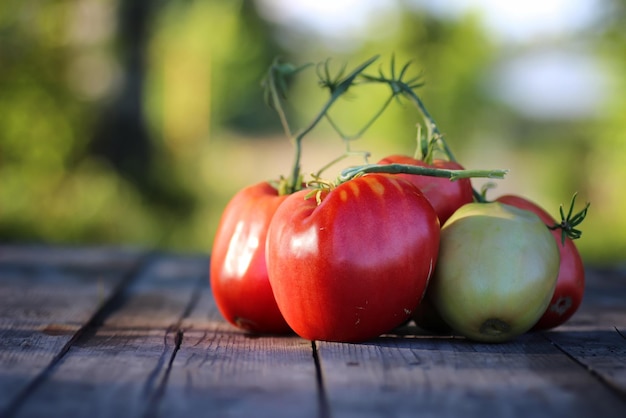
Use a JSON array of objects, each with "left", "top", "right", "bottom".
[{"left": 429, "top": 202, "right": 559, "bottom": 343}]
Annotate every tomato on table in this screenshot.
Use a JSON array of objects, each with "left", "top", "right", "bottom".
[
  {"left": 266, "top": 174, "right": 440, "bottom": 343},
  {"left": 210, "top": 181, "right": 291, "bottom": 334},
  {"left": 496, "top": 194, "right": 586, "bottom": 330},
  {"left": 429, "top": 202, "right": 560, "bottom": 343}
]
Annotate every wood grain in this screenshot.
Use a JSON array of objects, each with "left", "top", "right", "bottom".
[
  {"left": 539, "top": 266, "right": 626, "bottom": 402},
  {"left": 2, "top": 246, "right": 626, "bottom": 418},
  {"left": 0, "top": 245, "right": 144, "bottom": 414},
  {"left": 315, "top": 265, "right": 626, "bottom": 418},
  {"left": 316, "top": 330, "right": 626, "bottom": 418},
  {"left": 3, "top": 253, "right": 206, "bottom": 418},
  {"left": 156, "top": 278, "right": 321, "bottom": 418}
]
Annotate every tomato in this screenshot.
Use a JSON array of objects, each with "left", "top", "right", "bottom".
[
  {"left": 429, "top": 202, "right": 560, "bottom": 343},
  {"left": 411, "top": 291, "right": 452, "bottom": 334},
  {"left": 378, "top": 155, "right": 474, "bottom": 224},
  {"left": 266, "top": 174, "right": 440, "bottom": 343},
  {"left": 496, "top": 195, "right": 585, "bottom": 330},
  {"left": 210, "top": 182, "right": 291, "bottom": 334}
]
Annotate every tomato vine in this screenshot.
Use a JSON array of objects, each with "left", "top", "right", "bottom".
[
  {"left": 262, "top": 54, "right": 512, "bottom": 199},
  {"left": 338, "top": 163, "right": 507, "bottom": 184},
  {"left": 358, "top": 55, "right": 456, "bottom": 164},
  {"left": 263, "top": 55, "right": 380, "bottom": 195}
]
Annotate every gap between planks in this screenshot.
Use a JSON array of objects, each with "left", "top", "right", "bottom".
[
  {"left": 312, "top": 341, "right": 331, "bottom": 418},
  {"left": 141, "top": 275, "right": 206, "bottom": 418},
  {"left": 542, "top": 329, "right": 626, "bottom": 404},
  {"left": 1, "top": 252, "right": 153, "bottom": 418}
]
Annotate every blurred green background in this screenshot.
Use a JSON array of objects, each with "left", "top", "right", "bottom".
[{"left": 1, "top": 0, "right": 624, "bottom": 266}]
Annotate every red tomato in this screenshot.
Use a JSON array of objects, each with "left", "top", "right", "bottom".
[
  {"left": 266, "top": 174, "right": 440, "bottom": 342},
  {"left": 496, "top": 195, "right": 585, "bottom": 330},
  {"left": 411, "top": 291, "right": 452, "bottom": 334},
  {"left": 210, "top": 182, "right": 291, "bottom": 334},
  {"left": 378, "top": 155, "right": 474, "bottom": 224}
]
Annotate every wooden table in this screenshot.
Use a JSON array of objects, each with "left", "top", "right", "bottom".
[{"left": 1, "top": 245, "right": 625, "bottom": 418}]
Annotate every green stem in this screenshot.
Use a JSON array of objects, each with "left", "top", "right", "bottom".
[
  {"left": 314, "top": 149, "right": 371, "bottom": 179},
  {"left": 268, "top": 75, "right": 293, "bottom": 140},
  {"left": 360, "top": 61, "right": 455, "bottom": 163},
  {"left": 399, "top": 86, "right": 457, "bottom": 163},
  {"left": 325, "top": 93, "right": 396, "bottom": 141},
  {"left": 264, "top": 59, "right": 312, "bottom": 141},
  {"left": 285, "top": 55, "right": 379, "bottom": 193},
  {"left": 338, "top": 163, "right": 508, "bottom": 184},
  {"left": 313, "top": 92, "right": 395, "bottom": 179}
]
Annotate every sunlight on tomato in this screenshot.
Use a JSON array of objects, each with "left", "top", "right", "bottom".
[
  {"left": 210, "top": 181, "right": 292, "bottom": 334},
  {"left": 266, "top": 174, "right": 440, "bottom": 343}
]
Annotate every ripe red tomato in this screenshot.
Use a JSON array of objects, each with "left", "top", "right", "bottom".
[
  {"left": 266, "top": 174, "right": 440, "bottom": 343},
  {"left": 496, "top": 195, "right": 585, "bottom": 330},
  {"left": 210, "top": 182, "right": 291, "bottom": 334},
  {"left": 377, "top": 155, "right": 474, "bottom": 224}
]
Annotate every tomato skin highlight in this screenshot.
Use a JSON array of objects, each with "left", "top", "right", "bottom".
[
  {"left": 266, "top": 174, "right": 440, "bottom": 343},
  {"left": 496, "top": 195, "right": 585, "bottom": 330},
  {"left": 378, "top": 155, "right": 474, "bottom": 224},
  {"left": 210, "top": 182, "right": 292, "bottom": 334},
  {"left": 429, "top": 202, "right": 560, "bottom": 343}
]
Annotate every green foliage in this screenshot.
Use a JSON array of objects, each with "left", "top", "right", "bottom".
[{"left": 1, "top": 0, "right": 625, "bottom": 265}]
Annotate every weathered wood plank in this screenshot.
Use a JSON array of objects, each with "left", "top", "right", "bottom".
[
  {"left": 3, "top": 248, "right": 626, "bottom": 418},
  {"left": 0, "top": 245, "right": 142, "bottom": 271},
  {"left": 562, "top": 267, "right": 626, "bottom": 329},
  {"left": 544, "top": 329, "right": 626, "bottom": 398},
  {"left": 154, "top": 280, "right": 321, "bottom": 418},
  {"left": 101, "top": 253, "right": 209, "bottom": 330},
  {"left": 315, "top": 265, "right": 626, "bottom": 418},
  {"left": 540, "top": 267, "right": 626, "bottom": 400},
  {"left": 316, "top": 330, "right": 626, "bottom": 418},
  {"left": 0, "top": 245, "right": 144, "bottom": 415},
  {"left": 159, "top": 330, "right": 320, "bottom": 418},
  {"left": 10, "top": 253, "right": 322, "bottom": 418},
  {"left": 6, "top": 254, "right": 207, "bottom": 418}
]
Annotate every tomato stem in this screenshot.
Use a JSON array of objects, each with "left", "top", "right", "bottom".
[
  {"left": 287, "top": 56, "right": 379, "bottom": 193},
  {"left": 360, "top": 56, "right": 507, "bottom": 201},
  {"left": 360, "top": 56, "right": 457, "bottom": 164},
  {"left": 474, "top": 182, "right": 498, "bottom": 203},
  {"left": 264, "top": 56, "right": 379, "bottom": 195},
  {"left": 262, "top": 58, "right": 313, "bottom": 140},
  {"left": 324, "top": 92, "right": 396, "bottom": 142},
  {"left": 401, "top": 87, "right": 457, "bottom": 163},
  {"left": 338, "top": 163, "right": 508, "bottom": 184},
  {"left": 313, "top": 149, "right": 371, "bottom": 179}
]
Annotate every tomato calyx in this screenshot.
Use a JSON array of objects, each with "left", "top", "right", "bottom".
[
  {"left": 304, "top": 175, "right": 335, "bottom": 205},
  {"left": 548, "top": 192, "right": 590, "bottom": 245},
  {"left": 270, "top": 175, "right": 306, "bottom": 196},
  {"left": 483, "top": 187, "right": 590, "bottom": 245}
]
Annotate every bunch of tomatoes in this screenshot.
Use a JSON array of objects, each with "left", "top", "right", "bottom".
[{"left": 210, "top": 56, "right": 590, "bottom": 343}]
